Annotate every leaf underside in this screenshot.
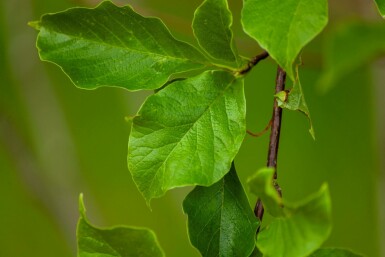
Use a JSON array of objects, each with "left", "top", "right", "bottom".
[
  {"left": 128, "top": 70, "right": 246, "bottom": 203},
  {"left": 248, "top": 168, "right": 332, "bottom": 257},
  {"left": 32, "top": 1, "right": 208, "bottom": 91},
  {"left": 193, "top": 0, "right": 240, "bottom": 66},
  {"left": 241, "top": 0, "right": 328, "bottom": 80},
  {"left": 77, "top": 195, "right": 164, "bottom": 257},
  {"left": 183, "top": 164, "right": 258, "bottom": 257}
]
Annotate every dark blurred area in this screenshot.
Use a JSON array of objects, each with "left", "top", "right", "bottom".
[{"left": 0, "top": 0, "right": 384, "bottom": 256}]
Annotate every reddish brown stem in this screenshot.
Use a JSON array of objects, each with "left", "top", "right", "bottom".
[
  {"left": 255, "top": 66, "right": 286, "bottom": 226},
  {"left": 238, "top": 51, "right": 269, "bottom": 75}
]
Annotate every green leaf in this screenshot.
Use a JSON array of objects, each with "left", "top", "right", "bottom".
[
  {"left": 248, "top": 168, "right": 332, "bottom": 257},
  {"left": 128, "top": 70, "right": 246, "bottom": 203},
  {"left": 241, "top": 0, "right": 328, "bottom": 80},
  {"left": 258, "top": 185, "right": 332, "bottom": 257},
  {"left": 318, "top": 21, "right": 385, "bottom": 92},
  {"left": 374, "top": 0, "right": 385, "bottom": 18},
  {"left": 275, "top": 68, "right": 315, "bottom": 139},
  {"left": 309, "top": 248, "right": 364, "bottom": 257},
  {"left": 193, "top": 0, "right": 239, "bottom": 66},
  {"left": 77, "top": 194, "right": 165, "bottom": 257},
  {"left": 247, "top": 167, "right": 283, "bottom": 217},
  {"left": 183, "top": 163, "right": 258, "bottom": 257},
  {"left": 249, "top": 247, "right": 263, "bottom": 257},
  {"left": 31, "top": 1, "right": 208, "bottom": 91}
]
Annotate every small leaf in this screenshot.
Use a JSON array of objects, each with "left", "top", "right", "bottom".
[
  {"left": 31, "top": 1, "right": 208, "bottom": 91},
  {"left": 259, "top": 186, "right": 332, "bottom": 257},
  {"left": 318, "top": 21, "right": 385, "bottom": 92},
  {"left": 193, "top": 0, "right": 239, "bottom": 66},
  {"left": 247, "top": 167, "right": 283, "bottom": 217},
  {"left": 183, "top": 163, "right": 258, "bottom": 257},
  {"left": 128, "top": 70, "right": 246, "bottom": 203},
  {"left": 309, "top": 248, "right": 364, "bottom": 257},
  {"left": 241, "top": 0, "right": 328, "bottom": 80},
  {"left": 373, "top": 0, "right": 385, "bottom": 18},
  {"left": 77, "top": 194, "right": 165, "bottom": 257},
  {"left": 248, "top": 169, "right": 332, "bottom": 257},
  {"left": 276, "top": 68, "right": 315, "bottom": 139}
]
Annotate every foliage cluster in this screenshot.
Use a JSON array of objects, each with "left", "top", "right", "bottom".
[{"left": 30, "top": 0, "right": 385, "bottom": 256}]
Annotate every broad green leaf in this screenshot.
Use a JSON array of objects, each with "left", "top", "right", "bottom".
[
  {"left": 374, "top": 0, "right": 385, "bottom": 18},
  {"left": 309, "top": 248, "right": 363, "bottom": 257},
  {"left": 248, "top": 168, "right": 332, "bottom": 257},
  {"left": 30, "top": 1, "right": 208, "bottom": 91},
  {"left": 318, "top": 22, "right": 385, "bottom": 92},
  {"left": 183, "top": 164, "right": 258, "bottom": 257},
  {"left": 258, "top": 185, "right": 331, "bottom": 257},
  {"left": 193, "top": 0, "right": 239, "bottom": 66},
  {"left": 241, "top": 0, "right": 328, "bottom": 80},
  {"left": 275, "top": 68, "right": 315, "bottom": 139},
  {"left": 77, "top": 194, "right": 165, "bottom": 257},
  {"left": 247, "top": 167, "right": 283, "bottom": 217},
  {"left": 128, "top": 70, "right": 246, "bottom": 203}
]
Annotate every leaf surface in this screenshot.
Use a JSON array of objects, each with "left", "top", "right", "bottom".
[
  {"left": 241, "top": 0, "right": 328, "bottom": 80},
  {"left": 183, "top": 164, "right": 258, "bottom": 257},
  {"left": 247, "top": 167, "right": 283, "bottom": 217},
  {"left": 77, "top": 195, "right": 164, "bottom": 257},
  {"left": 193, "top": 0, "right": 239, "bottom": 66},
  {"left": 374, "top": 0, "right": 385, "bottom": 18},
  {"left": 248, "top": 168, "right": 332, "bottom": 257},
  {"left": 318, "top": 22, "right": 385, "bottom": 92},
  {"left": 309, "top": 248, "right": 363, "bottom": 257},
  {"left": 128, "top": 70, "right": 246, "bottom": 203},
  {"left": 275, "top": 68, "right": 315, "bottom": 139},
  {"left": 31, "top": 1, "right": 208, "bottom": 91}
]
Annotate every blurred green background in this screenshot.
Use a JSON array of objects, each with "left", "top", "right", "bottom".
[{"left": 0, "top": 0, "right": 384, "bottom": 256}]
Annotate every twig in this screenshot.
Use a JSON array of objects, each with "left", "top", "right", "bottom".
[
  {"left": 237, "top": 51, "right": 269, "bottom": 75},
  {"left": 255, "top": 66, "right": 286, "bottom": 227}
]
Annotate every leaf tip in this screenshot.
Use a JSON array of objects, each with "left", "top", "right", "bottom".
[
  {"left": 78, "top": 193, "right": 86, "bottom": 218},
  {"left": 309, "top": 126, "right": 316, "bottom": 140},
  {"left": 28, "top": 21, "right": 41, "bottom": 30}
]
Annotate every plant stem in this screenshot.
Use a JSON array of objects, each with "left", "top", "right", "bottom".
[
  {"left": 238, "top": 51, "right": 269, "bottom": 75},
  {"left": 255, "top": 66, "right": 286, "bottom": 225}
]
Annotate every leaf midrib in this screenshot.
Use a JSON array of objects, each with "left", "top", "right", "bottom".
[
  {"left": 39, "top": 26, "right": 209, "bottom": 66},
  {"left": 144, "top": 76, "right": 237, "bottom": 196}
]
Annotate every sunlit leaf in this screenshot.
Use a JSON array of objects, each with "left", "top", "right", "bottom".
[
  {"left": 193, "top": 0, "right": 239, "bottom": 67},
  {"left": 318, "top": 21, "right": 385, "bottom": 92},
  {"left": 128, "top": 70, "right": 246, "bottom": 203},
  {"left": 248, "top": 168, "right": 332, "bottom": 257},
  {"left": 241, "top": 0, "right": 328, "bottom": 80},
  {"left": 77, "top": 194, "right": 165, "bottom": 257},
  {"left": 30, "top": 1, "right": 208, "bottom": 91},
  {"left": 183, "top": 164, "right": 258, "bottom": 257}
]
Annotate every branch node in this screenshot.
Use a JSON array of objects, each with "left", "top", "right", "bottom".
[{"left": 236, "top": 51, "right": 269, "bottom": 76}]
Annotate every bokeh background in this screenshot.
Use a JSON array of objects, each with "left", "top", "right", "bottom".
[{"left": 0, "top": 0, "right": 384, "bottom": 256}]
